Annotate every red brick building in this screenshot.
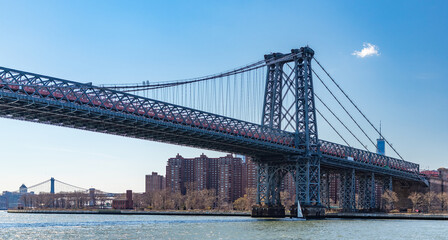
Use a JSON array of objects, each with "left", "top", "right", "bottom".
[
  {"left": 112, "top": 190, "right": 134, "bottom": 209},
  {"left": 421, "top": 168, "right": 448, "bottom": 194}
]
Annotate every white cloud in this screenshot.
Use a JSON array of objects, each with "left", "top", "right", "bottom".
[{"left": 352, "top": 43, "right": 380, "bottom": 58}]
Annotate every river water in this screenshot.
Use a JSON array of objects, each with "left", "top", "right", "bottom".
[{"left": 0, "top": 211, "right": 447, "bottom": 239}]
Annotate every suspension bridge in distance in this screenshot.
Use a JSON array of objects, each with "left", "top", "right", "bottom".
[
  {"left": 14, "top": 177, "right": 109, "bottom": 195},
  {"left": 0, "top": 46, "right": 428, "bottom": 218},
  {"left": 4, "top": 177, "right": 113, "bottom": 210}
]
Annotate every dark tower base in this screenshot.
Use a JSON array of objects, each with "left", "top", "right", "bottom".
[
  {"left": 251, "top": 205, "right": 285, "bottom": 218},
  {"left": 289, "top": 204, "right": 326, "bottom": 219}
]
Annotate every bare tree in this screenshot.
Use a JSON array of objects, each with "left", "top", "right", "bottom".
[
  {"left": 423, "top": 191, "right": 437, "bottom": 213},
  {"left": 199, "top": 189, "right": 216, "bottom": 210},
  {"left": 436, "top": 192, "right": 448, "bottom": 212},
  {"left": 233, "top": 197, "right": 248, "bottom": 211},
  {"left": 281, "top": 191, "right": 294, "bottom": 209},
  {"left": 245, "top": 188, "right": 256, "bottom": 210},
  {"left": 381, "top": 190, "right": 398, "bottom": 211},
  {"left": 184, "top": 182, "right": 199, "bottom": 210},
  {"left": 408, "top": 192, "right": 424, "bottom": 212},
  {"left": 131, "top": 193, "right": 144, "bottom": 209},
  {"left": 171, "top": 191, "right": 184, "bottom": 210}
]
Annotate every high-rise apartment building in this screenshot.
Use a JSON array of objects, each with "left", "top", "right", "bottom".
[
  {"left": 242, "top": 157, "right": 257, "bottom": 200},
  {"left": 165, "top": 153, "right": 249, "bottom": 203},
  {"left": 166, "top": 154, "right": 183, "bottom": 193},
  {"left": 145, "top": 172, "right": 165, "bottom": 193},
  {"left": 194, "top": 154, "right": 208, "bottom": 191}
]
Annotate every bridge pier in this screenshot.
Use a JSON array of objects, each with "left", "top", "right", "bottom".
[
  {"left": 383, "top": 176, "right": 393, "bottom": 192},
  {"left": 252, "top": 156, "right": 325, "bottom": 218},
  {"left": 340, "top": 169, "right": 356, "bottom": 211},
  {"left": 320, "top": 169, "right": 330, "bottom": 208},
  {"left": 358, "top": 173, "right": 376, "bottom": 211},
  {"left": 252, "top": 161, "right": 287, "bottom": 218}
]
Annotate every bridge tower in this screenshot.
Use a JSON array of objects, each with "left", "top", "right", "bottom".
[
  {"left": 50, "top": 177, "right": 55, "bottom": 194},
  {"left": 252, "top": 47, "right": 323, "bottom": 218}
]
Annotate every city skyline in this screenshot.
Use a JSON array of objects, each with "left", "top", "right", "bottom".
[{"left": 1, "top": 0, "right": 447, "bottom": 193}]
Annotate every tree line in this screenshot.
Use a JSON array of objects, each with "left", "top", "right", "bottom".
[
  {"left": 18, "top": 189, "right": 448, "bottom": 213},
  {"left": 382, "top": 190, "right": 448, "bottom": 213}
]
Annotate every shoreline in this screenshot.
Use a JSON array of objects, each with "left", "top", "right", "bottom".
[
  {"left": 6, "top": 210, "right": 448, "bottom": 220},
  {"left": 6, "top": 209, "right": 251, "bottom": 217},
  {"left": 325, "top": 212, "right": 448, "bottom": 220}
]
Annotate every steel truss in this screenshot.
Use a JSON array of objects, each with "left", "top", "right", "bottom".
[
  {"left": 258, "top": 47, "right": 321, "bottom": 212},
  {"left": 255, "top": 156, "right": 321, "bottom": 207},
  {"left": 320, "top": 169, "right": 330, "bottom": 208},
  {"left": 340, "top": 169, "right": 356, "bottom": 211},
  {"left": 357, "top": 173, "right": 376, "bottom": 210},
  {"left": 262, "top": 47, "right": 319, "bottom": 155},
  {"left": 383, "top": 176, "right": 393, "bottom": 192}
]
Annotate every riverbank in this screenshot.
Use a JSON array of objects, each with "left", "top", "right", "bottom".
[
  {"left": 6, "top": 209, "right": 251, "bottom": 217},
  {"left": 326, "top": 212, "right": 448, "bottom": 220},
  {"left": 6, "top": 210, "right": 448, "bottom": 220}
]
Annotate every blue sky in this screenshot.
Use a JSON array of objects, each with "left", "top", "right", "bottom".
[{"left": 0, "top": 0, "right": 447, "bottom": 193}]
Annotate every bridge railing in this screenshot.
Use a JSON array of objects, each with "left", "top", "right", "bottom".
[
  {"left": 0, "top": 67, "right": 294, "bottom": 147},
  {"left": 319, "top": 140, "right": 420, "bottom": 173}
]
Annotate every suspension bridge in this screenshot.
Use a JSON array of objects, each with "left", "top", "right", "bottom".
[
  {"left": 0, "top": 46, "right": 428, "bottom": 217},
  {"left": 14, "top": 177, "right": 109, "bottom": 195},
  {"left": 1, "top": 177, "right": 113, "bottom": 210}
]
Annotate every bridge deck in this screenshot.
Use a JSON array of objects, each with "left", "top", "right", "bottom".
[{"left": 0, "top": 66, "right": 426, "bottom": 183}]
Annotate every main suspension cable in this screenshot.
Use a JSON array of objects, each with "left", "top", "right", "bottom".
[
  {"left": 26, "top": 179, "right": 51, "bottom": 190},
  {"left": 316, "top": 108, "right": 351, "bottom": 147},
  {"left": 55, "top": 179, "right": 88, "bottom": 192},
  {"left": 104, "top": 53, "right": 299, "bottom": 92},
  {"left": 315, "top": 93, "right": 369, "bottom": 151},
  {"left": 313, "top": 70, "right": 377, "bottom": 150},
  {"left": 313, "top": 57, "right": 405, "bottom": 160}
]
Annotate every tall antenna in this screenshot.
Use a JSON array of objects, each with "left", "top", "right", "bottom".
[
  {"left": 379, "top": 121, "right": 383, "bottom": 139},
  {"left": 377, "top": 121, "right": 385, "bottom": 155}
]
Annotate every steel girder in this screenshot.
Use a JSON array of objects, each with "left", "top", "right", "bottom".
[
  {"left": 256, "top": 161, "right": 289, "bottom": 206},
  {"left": 261, "top": 47, "right": 319, "bottom": 156},
  {"left": 383, "top": 176, "right": 393, "bottom": 192},
  {"left": 0, "top": 67, "right": 294, "bottom": 149},
  {"left": 0, "top": 92, "right": 299, "bottom": 157},
  {"left": 358, "top": 173, "right": 376, "bottom": 210},
  {"left": 255, "top": 156, "right": 320, "bottom": 207},
  {"left": 293, "top": 47, "right": 319, "bottom": 155},
  {"left": 340, "top": 169, "right": 356, "bottom": 211},
  {"left": 262, "top": 53, "right": 285, "bottom": 130},
  {"left": 257, "top": 47, "right": 320, "bottom": 210},
  {"left": 295, "top": 156, "right": 321, "bottom": 205},
  {"left": 319, "top": 140, "right": 420, "bottom": 174},
  {"left": 320, "top": 169, "right": 331, "bottom": 208}
]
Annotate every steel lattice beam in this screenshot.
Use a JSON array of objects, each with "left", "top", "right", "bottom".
[{"left": 0, "top": 58, "right": 427, "bottom": 186}]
